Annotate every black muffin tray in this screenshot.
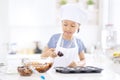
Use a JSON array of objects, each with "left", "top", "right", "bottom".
[{"left": 54, "top": 66, "right": 103, "bottom": 73}]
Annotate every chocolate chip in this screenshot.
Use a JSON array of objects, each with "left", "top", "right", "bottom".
[{"left": 57, "top": 51, "right": 64, "bottom": 57}]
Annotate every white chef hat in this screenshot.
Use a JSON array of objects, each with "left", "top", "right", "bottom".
[{"left": 60, "top": 3, "right": 87, "bottom": 24}]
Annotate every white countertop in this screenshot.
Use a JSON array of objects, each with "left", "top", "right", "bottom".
[
  {"left": 0, "top": 67, "right": 120, "bottom": 80},
  {"left": 0, "top": 54, "right": 120, "bottom": 80}
]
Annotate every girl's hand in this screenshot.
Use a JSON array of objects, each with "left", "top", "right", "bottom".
[
  {"left": 76, "top": 60, "right": 86, "bottom": 67},
  {"left": 46, "top": 48, "right": 57, "bottom": 58},
  {"left": 68, "top": 61, "right": 77, "bottom": 68},
  {"left": 68, "top": 60, "right": 86, "bottom": 68},
  {"left": 41, "top": 47, "right": 57, "bottom": 58}
]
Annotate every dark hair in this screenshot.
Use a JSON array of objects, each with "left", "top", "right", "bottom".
[
  {"left": 77, "top": 23, "right": 80, "bottom": 33},
  {"left": 77, "top": 28, "right": 79, "bottom": 33}
]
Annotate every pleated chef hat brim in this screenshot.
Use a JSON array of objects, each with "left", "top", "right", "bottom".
[{"left": 60, "top": 3, "right": 87, "bottom": 24}]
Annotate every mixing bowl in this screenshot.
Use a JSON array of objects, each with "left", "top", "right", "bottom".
[{"left": 22, "top": 57, "right": 53, "bottom": 73}]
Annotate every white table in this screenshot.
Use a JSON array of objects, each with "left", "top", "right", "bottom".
[
  {"left": 0, "top": 54, "right": 120, "bottom": 80},
  {"left": 0, "top": 67, "right": 120, "bottom": 80}
]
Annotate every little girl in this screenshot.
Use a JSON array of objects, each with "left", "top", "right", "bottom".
[{"left": 41, "top": 3, "right": 87, "bottom": 67}]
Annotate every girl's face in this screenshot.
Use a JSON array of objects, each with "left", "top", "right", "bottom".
[{"left": 62, "top": 20, "right": 79, "bottom": 37}]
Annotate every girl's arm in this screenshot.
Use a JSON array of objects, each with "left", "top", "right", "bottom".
[{"left": 78, "top": 51, "right": 86, "bottom": 66}]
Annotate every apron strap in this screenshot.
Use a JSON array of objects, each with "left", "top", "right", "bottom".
[{"left": 56, "top": 33, "right": 63, "bottom": 47}]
